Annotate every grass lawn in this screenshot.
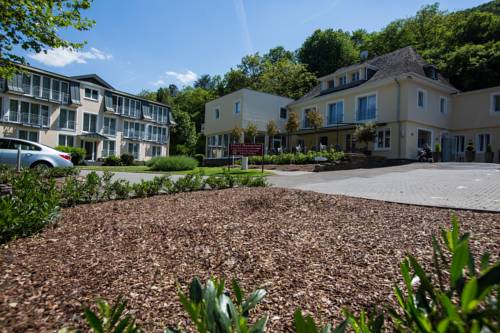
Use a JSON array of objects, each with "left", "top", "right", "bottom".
[{"left": 77, "top": 165, "right": 272, "bottom": 176}]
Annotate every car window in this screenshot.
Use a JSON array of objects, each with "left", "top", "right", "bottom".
[
  {"left": 0, "top": 138, "right": 11, "bottom": 149},
  {"left": 10, "top": 140, "right": 42, "bottom": 151}
]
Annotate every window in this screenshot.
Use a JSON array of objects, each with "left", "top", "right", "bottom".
[
  {"left": 41, "top": 105, "right": 49, "bottom": 127},
  {"left": 455, "top": 135, "right": 465, "bottom": 153},
  {"left": 327, "top": 80, "right": 335, "bottom": 89},
  {"left": 84, "top": 88, "right": 99, "bottom": 101},
  {"left": 280, "top": 107, "right": 287, "bottom": 119},
  {"left": 234, "top": 101, "right": 241, "bottom": 114},
  {"left": 128, "top": 143, "right": 139, "bottom": 159},
  {"left": 351, "top": 72, "right": 359, "bottom": 82},
  {"left": 492, "top": 93, "right": 500, "bottom": 113},
  {"left": 103, "top": 117, "right": 117, "bottom": 135},
  {"left": 357, "top": 94, "right": 376, "bottom": 121},
  {"left": 59, "top": 109, "right": 76, "bottom": 130},
  {"left": 477, "top": 134, "right": 491, "bottom": 153},
  {"left": 51, "top": 79, "right": 60, "bottom": 101},
  {"left": 214, "top": 108, "right": 220, "bottom": 119},
  {"left": 83, "top": 113, "right": 97, "bottom": 132},
  {"left": 440, "top": 97, "right": 447, "bottom": 114},
  {"left": 32, "top": 75, "right": 41, "bottom": 97},
  {"left": 58, "top": 134, "right": 74, "bottom": 147},
  {"left": 22, "top": 74, "right": 31, "bottom": 95},
  {"left": 151, "top": 146, "right": 162, "bottom": 157},
  {"left": 102, "top": 140, "right": 116, "bottom": 157},
  {"left": 18, "top": 130, "right": 39, "bottom": 142},
  {"left": 327, "top": 101, "right": 344, "bottom": 125},
  {"left": 42, "top": 77, "right": 51, "bottom": 99},
  {"left": 417, "top": 89, "right": 426, "bottom": 109},
  {"left": 302, "top": 107, "right": 316, "bottom": 128},
  {"left": 8, "top": 99, "right": 19, "bottom": 122},
  {"left": 375, "top": 129, "right": 391, "bottom": 150},
  {"left": 417, "top": 129, "right": 432, "bottom": 149},
  {"left": 339, "top": 75, "right": 347, "bottom": 86}
]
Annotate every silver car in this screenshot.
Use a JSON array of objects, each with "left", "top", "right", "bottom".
[{"left": 0, "top": 137, "right": 73, "bottom": 169}]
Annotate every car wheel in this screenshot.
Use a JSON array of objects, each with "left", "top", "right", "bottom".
[{"left": 31, "top": 161, "right": 53, "bottom": 170}]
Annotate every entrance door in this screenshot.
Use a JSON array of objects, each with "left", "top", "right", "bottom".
[
  {"left": 441, "top": 133, "right": 454, "bottom": 162},
  {"left": 83, "top": 141, "right": 95, "bottom": 160}
]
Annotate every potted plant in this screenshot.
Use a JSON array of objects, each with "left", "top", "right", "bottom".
[
  {"left": 465, "top": 140, "right": 475, "bottom": 162},
  {"left": 354, "top": 122, "right": 376, "bottom": 156},
  {"left": 433, "top": 143, "right": 441, "bottom": 162},
  {"left": 485, "top": 144, "right": 494, "bottom": 163}
]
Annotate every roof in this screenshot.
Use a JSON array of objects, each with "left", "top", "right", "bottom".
[
  {"left": 290, "top": 46, "right": 457, "bottom": 106},
  {"left": 71, "top": 74, "right": 114, "bottom": 89}
]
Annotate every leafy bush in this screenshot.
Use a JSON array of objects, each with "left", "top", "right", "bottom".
[
  {"left": 79, "top": 297, "right": 142, "bottom": 333},
  {"left": 204, "top": 173, "right": 238, "bottom": 190},
  {"left": 173, "top": 174, "right": 204, "bottom": 192},
  {"left": 249, "top": 150, "right": 344, "bottom": 165},
  {"left": 60, "top": 176, "right": 84, "bottom": 207},
  {"left": 120, "top": 153, "right": 135, "bottom": 166},
  {"left": 103, "top": 155, "right": 122, "bottom": 166},
  {"left": 239, "top": 176, "right": 268, "bottom": 187},
  {"left": 167, "top": 277, "right": 268, "bottom": 333},
  {"left": 0, "top": 170, "right": 60, "bottom": 244},
  {"left": 101, "top": 171, "right": 114, "bottom": 201},
  {"left": 354, "top": 122, "right": 377, "bottom": 149},
  {"left": 55, "top": 146, "right": 86, "bottom": 165},
  {"left": 110, "top": 179, "right": 132, "bottom": 200},
  {"left": 132, "top": 179, "right": 162, "bottom": 198},
  {"left": 148, "top": 156, "right": 199, "bottom": 171},
  {"left": 81, "top": 171, "right": 101, "bottom": 203},
  {"left": 38, "top": 167, "right": 78, "bottom": 178},
  {"left": 193, "top": 154, "right": 205, "bottom": 165}
]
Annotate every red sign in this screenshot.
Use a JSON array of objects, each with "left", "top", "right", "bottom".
[{"left": 229, "top": 144, "right": 263, "bottom": 156}]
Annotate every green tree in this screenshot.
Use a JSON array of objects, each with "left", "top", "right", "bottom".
[
  {"left": 263, "top": 46, "right": 295, "bottom": 64},
  {"left": 170, "top": 110, "right": 197, "bottom": 155},
  {"left": 266, "top": 120, "right": 279, "bottom": 153},
  {"left": 297, "top": 29, "right": 360, "bottom": 77},
  {"left": 306, "top": 109, "right": 324, "bottom": 151},
  {"left": 258, "top": 59, "right": 317, "bottom": 99},
  {"left": 174, "top": 87, "right": 217, "bottom": 131},
  {"left": 285, "top": 112, "right": 300, "bottom": 152},
  {"left": 354, "top": 122, "right": 377, "bottom": 152},
  {"left": 245, "top": 123, "right": 258, "bottom": 144},
  {"left": 0, "top": 0, "right": 95, "bottom": 78},
  {"left": 223, "top": 68, "right": 251, "bottom": 94},
  {"left": 230, "top": 126, "right": 244, "bottom": 143}
]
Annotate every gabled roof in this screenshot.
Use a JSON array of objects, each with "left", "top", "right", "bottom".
[
  {"left": 71, "top": 74, "right": 114, "bottom": 89},
  {"left": 290, "top": 46, "right": 456, "bottom": 106}
]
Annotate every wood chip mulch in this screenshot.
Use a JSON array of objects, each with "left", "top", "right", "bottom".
[{"left": 0, "top": 188, "right": 499, "bottom": 332}]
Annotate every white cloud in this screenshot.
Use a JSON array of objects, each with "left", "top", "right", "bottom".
[
  {"left": 165, "top": 70, "right": 198, "bottom": 85},
  {"left": 29, "top": 47, "right": 112, "bottom": 67},
  {"left": 152, "top": 79, "right": 165, "bottom": 86}
]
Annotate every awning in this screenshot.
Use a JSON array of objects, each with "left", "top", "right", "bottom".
[{"left": 78, "top": 132, "right": 109, "bottom": 140}]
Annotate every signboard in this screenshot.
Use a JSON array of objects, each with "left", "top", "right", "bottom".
[{"left": 229, "top": 144, "right": 263, "bottom": 156}]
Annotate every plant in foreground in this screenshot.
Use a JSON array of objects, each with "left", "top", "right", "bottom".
[{"left": 166, "top": 277, "right": 268, "bottom": 333}]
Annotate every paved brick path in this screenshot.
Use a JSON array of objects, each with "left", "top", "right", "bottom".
[{"left": 269, "top": 163, "right": 500, "bottom": 212}]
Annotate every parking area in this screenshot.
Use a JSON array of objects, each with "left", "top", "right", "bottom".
[{"left": 268, "top": 163, "right": 500, "bottom": 212}]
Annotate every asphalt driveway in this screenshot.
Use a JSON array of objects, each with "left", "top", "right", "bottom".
[{"left": 268, "top": 162, "right": 500, "bottom": 212}]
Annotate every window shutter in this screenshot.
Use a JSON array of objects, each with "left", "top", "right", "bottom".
[{"left": 70, "top": 82, "right": 81, "bottom": 105}]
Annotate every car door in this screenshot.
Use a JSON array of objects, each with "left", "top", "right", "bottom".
[
  {"left": 9, "top": 139, "right": 42, "bottom": 167},
  {"left": 0, "top": 138, "right": 18, "bottom": 166}
]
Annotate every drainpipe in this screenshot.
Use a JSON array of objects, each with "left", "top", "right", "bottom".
[{"left": 395, "top": 78, "right": 402, "bottom": 159}]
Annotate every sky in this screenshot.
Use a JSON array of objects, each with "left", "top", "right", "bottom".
[{"left": 24, "top": 0, "right": 487, "bottom": 94}]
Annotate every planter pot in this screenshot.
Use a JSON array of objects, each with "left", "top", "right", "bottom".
[
  {"left": 485, "top": 151, "right": 494, "bottom": 163},
  {"left": 432, "top": 152, "right": 441, "bottom": 162},
  {"left": 465, "top": 150, "right": 475, "bottom": 162}
]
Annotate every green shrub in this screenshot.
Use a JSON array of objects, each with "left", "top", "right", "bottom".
[
  {"left": 166, "top": 277, "right": 268, "bottom": 333},
  {"left": 0, "top": 170, "right": 60, "bottom": 244},
  {"left": 120, "top": 153, "right": 135, "bottom": 166},
  {"left": 249, "top": 150, "right": 344, "bottom": 165},
  {"left": 173, "top": 174, "right": 204, "bottom": 192},
  {"left": 101, "top": 171, "right": 114, "bottom": 201},
  {"left": 148, "top": 156, "right": 199, "bottom": 171},
  {"left": 55, "top": 146, "right": 86, "bottom": 165},
  {"left": 145, "top": 156, "right": 161, "bottom": 168},
  {"left": 239, "top": 176, "right": 268, "bottom": 187},
  {"left": 111, "top": 179, "right": 132, "bottom": 200},
  {"left": 156, "top": 175, "right": 173, "bottom": 193},
  {"left": 103, "top": 155, "right": 122, "bottom": 166},
  {"left": 82, "top": 171, "right": 101, "bottom": 203},
  {"left": 60, "top": 176, "right": 84, "bottom": 207},
  {"left": 193, "top": 153, "right": 205, "bottom": 165}
]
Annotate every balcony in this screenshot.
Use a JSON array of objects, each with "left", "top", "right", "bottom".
[
  {"left": 59, "top": 120, "right": 77, "bottom": 131},
  {"left": 20, "top": 113, "right": 50, "bottom": 128},
  {"left": 102, "top": 126, "right": 116, "bottom": 136},
  {"left": 124, "top": 130, "right": 145, "bottom": 141},
  {"left": 101, "top": 149, "right": 116, "bottom": 158}
]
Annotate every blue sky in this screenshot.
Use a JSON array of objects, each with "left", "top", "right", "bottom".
[{"left": 25, "top": 0, "right": 486, "bottom": 94}]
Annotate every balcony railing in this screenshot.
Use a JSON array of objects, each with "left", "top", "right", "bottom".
[
  {"left": 102, "top": 150, "right": 116, "bottom": 158},
  {"left": 102, "top": 126, "right": 116, "bottom": 136},
  {"left": 124, "top": 130, "right": 145, "bottom": 141},
  {"left": 356, "top": 107, "right": 377, "bottom": 122},
  {"left": 59, "top": 120, "right": 76, "bottom": 131},
  {"left": 20, "top": 113, "right": 50, "bottom": 127}
]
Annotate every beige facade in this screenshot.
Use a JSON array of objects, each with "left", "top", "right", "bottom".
[
  {"left": 0, "top": 66, "right": 172, "bottom": 162},
  {"left": 203, "top": 48, "right": 500, "bottom": 162},
  {"left": 203, "top": 89, "right": 293, "bottom": 158}
]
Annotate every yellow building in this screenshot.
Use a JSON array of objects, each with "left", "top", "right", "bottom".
[
  {"left": 0, "top": 65, "right": 174, "bottom": 161},
  {"left": 204, "top": 47, "right": 500, "bottom": 162}
]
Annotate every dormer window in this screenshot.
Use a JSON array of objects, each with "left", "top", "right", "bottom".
[
  {"left": 351, "top": 72, "right": 359, "bottom": 82},
  {"left": 327, "top": 79, "right": 335, "bottom": 89},
  {"left": 339, "top": 75, "right": 347, "bottom": 86},
  {"left": 424, "top": 65, "right": 438, "bottom": 80}
]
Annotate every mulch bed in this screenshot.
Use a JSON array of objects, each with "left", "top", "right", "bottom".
[{"left": 0, "top": 188, "right": 499, "bottom": 332}]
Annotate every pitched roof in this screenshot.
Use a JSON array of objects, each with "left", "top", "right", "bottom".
[
  {"left": 71, "top": 74, "right": 114, "bottom": 89},
  {"left": 290, "top": 46, "right": 456, "bottom": 106}
]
